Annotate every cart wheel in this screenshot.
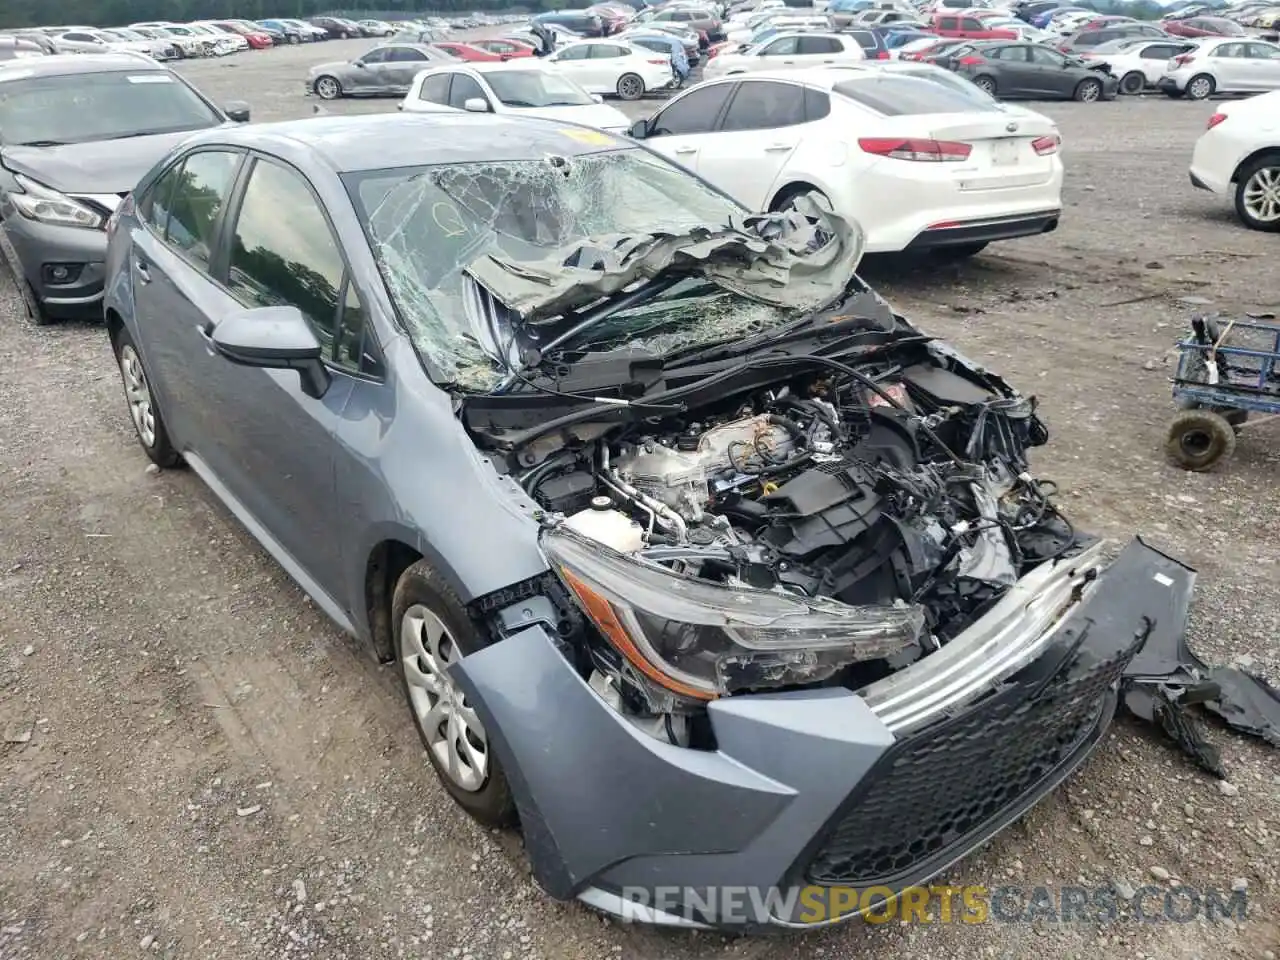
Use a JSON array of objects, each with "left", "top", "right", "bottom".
[{"left": 1166, "top": 410, "right": 1236, "bottom": 471}]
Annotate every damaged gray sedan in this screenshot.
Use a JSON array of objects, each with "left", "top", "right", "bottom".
[{"left": 104, "top": 112, "right": 1196, "bottom": 930}]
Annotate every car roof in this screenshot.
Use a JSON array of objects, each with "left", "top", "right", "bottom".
[
  {"left": 180, "top": 113, "right": 630, "bottom": 173},
  {"left": 0, "top": 52, "right": 161, "bottom": 78}
]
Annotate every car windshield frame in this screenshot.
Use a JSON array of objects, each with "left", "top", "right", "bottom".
[
  {"left": 341, "top": 146, "right": 796, "bottom": 389},
  {"left": 0, "top": 69, "right": 224, "bottom": 146}
]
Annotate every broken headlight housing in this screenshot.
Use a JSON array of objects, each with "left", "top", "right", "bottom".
[{"left": 543, "top": 526, "right": 925, "bottom": 701}]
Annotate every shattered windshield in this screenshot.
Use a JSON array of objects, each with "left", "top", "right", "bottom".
[
  {"left": 345, "top": 146, "right": 799, "bottom": 389},
  {"left": 484, "top": 70, "right": 594, "bottom": 107}
]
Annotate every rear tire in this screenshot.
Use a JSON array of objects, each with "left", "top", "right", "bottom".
[
  {"left": 1074, "top": 77, "right": 1102, "bottom": 102},
  {"left": 1119, "top": 71, "right": 1145, "bottom": 95},
  {"left": 1185, "top": 73, "right": 1214, "bottom": 100},
  {"left": 1166, "top": 409, "right": 1235, "bottom": 471},
  {"left": 393, "top": 560, "right": 517, "bottom": 829},
  {"left": 1232, "top": 153, "right": 1280, "bottom": 232},
  {"left": 615, "top": 72, "right": 644, "bottom": 100}
]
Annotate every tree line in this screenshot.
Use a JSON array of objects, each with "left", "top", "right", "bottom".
[{"left": 0, "top": 0, "right": 547, "bottom": 29}]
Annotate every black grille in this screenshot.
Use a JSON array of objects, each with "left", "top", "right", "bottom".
[{"left": 805, "top": 637, "right": 1129, "bottom": 886}]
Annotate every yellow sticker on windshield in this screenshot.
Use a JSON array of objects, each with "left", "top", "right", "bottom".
[{"left": 557, "top": 128, "right": 616, "bottom": 147}]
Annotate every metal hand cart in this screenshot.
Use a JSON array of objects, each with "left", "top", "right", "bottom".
[{"left": 1166, "top": 314, "right": 1280, "bottom": 471}]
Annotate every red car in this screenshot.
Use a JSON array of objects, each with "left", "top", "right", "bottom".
[
  {"left": 902, "top": 37, "right": 968, "bottom": 62},
  {"left": 471, "top": 38, "right": 536, "bottom": 58},
  {"left": 433, "top": 41, "right": 505, "bottom": 62},
  {"left": 1164, "top": 15, "right": 1247, "bottom": 36},
  {"left": 214, "top": 20, "right": 273, "bottom": 48},
  {"left": 930, "top": 13, "right": 1018, "bottom": 39}
]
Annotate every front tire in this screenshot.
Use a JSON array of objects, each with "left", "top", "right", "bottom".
[
  {"left": 1233, "top": 153, "right": 1280, "bottom": 232},
  {"left": 1185, "top": 73, "right": 1214, "bottom": 100},
  {"left": 972, "top": 74, "right": 996, "bottom": 95},
  {"left": 16, "top": 278, "right": 51, "bottom": 326},
  {"left": 393, "top": 560, "right": 516, "bottom": 828},
  {"left": 112, "top": 328, "right": 181, "bottom": 469},
  {"left": 1074, "top": 77, "right": 1102, "bottom": 102},
  {"left": 314, "top": 75, "right": 342, "bottom": 100},
  {"left": 616, "top": 72, "right": 644, "bottom": 100},
  {"left": 1119, "top": 71, "right": 1145, "bottom": 95}
]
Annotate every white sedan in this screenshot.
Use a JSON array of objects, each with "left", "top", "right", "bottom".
[
  {"left": 631, "top": 67, "right": 1064, "bottom": 257},
  {"left": 544, "top": 39, "right": 673, "bottom": 100},
  {"left": 1190, "top": 89, "right": 1280, "bottom": 231},
  {"left": 705, "top": 32, "right": 865, "bottom": 78},
  {"left": 400, "top": 62, "right": 631, "bottom": 132}
]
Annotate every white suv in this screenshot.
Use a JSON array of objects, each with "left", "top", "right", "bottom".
[{"left": 1158, "top": 36, "right": 1280, "bottom": 99}]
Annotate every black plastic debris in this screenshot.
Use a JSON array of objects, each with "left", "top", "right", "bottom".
[{"left": 1120, "top": 557, "right": 1280, "bottom": 775}]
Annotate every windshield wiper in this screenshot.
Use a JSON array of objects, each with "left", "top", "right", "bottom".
[
  {"left": 12, "top": 139, "right": 70, "bottom": 147},
  {"left": 501, "top": 99, "right": 538, "bottom": 107}
]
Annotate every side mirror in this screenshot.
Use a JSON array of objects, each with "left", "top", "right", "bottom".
[
  {"left": 463, "top": 97, "right": 491, "bottom": 112},
  {"left": 209, "top": 306, "right": 331, "bottom": 400},
  {"left": 591, "top": 93, "right": 604, "bottom": 103},
  {"left": 354, "top": 59, "right": 368, "bottom": 68},
  {"left": 629, "top": 117, "right": 648, "bottom": 138},
  {"left": 224, "top": 100, "right": 251, "bottom": 122}
]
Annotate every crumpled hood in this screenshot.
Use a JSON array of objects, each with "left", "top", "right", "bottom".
[
  {"left": 1, "top": 131, "right": 200, "bottom": 194},
  {"left": 464, "top": 196, "right": 865, "bottom": 324}
]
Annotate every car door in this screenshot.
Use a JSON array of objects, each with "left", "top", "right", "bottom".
[
  {"left": 694, "top": 79, "right": 808, "bottom": 211},
  {"left": 985, "top": 43, "right": 1035, "bottom": 93},
  {"left": 1208, "top": 41, "right": 1249, "bottom": 89},
  {"left": 196, "top": 154, "right": 381, "bottom": 597},
  {"left": 349, "top": 47, "right": 391, "bottom": 93},
  {"left": 385, "top": 47, "right": 433, "bottom": 91},
  {"left": 128, "top": 149, "right": 245, "bottom": 457},
  {"left": 549, "top": 43, "right": 594, "bottom": 86},
  {"left": 1244, "top": 41, "right": 1280, "bottom": 89},
  {"left": 639, "top": 80, "right": 736, "bottom": 171},
  {"left": 585, "top": 42, "right": 630, "bottom": 89},
  {"left": 1027, "top": 43, "right": 1077, "bottom": 95}
]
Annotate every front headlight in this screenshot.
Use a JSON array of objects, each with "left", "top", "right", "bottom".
[
  {"left": 9, "top": 174, "right": 104, "bottom": 229},
  {"left": 544, "top": 526, "right": 924, "bottom": 701}
]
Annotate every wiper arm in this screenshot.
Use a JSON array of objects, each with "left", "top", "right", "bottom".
[
  {"left": 12, "top": 139, "right": 69, "bottom": 147},
  {"left": 497, "top": 273, "right": 685, "bottom": 389}
]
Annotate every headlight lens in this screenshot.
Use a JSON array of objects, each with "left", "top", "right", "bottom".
[
  {"left": 544, "top": 526, "right": 924, "bottom": 701},
  {"left": 9, "top": 174, "right": 104, "bottom": 229}
]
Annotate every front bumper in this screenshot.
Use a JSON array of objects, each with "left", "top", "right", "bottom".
[
  {"left": 452, "top": 538, "right": 1192, "bottom": 931},
  {"left": 0, "top": 216, "right": 107, "bottom": 320}
]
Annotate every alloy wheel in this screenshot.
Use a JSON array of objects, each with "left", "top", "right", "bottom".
[
  {"left": 1242, "top": 166, "right": 1280, "bottom": 224},
  {"left": 1078, "top": 80, "right": 1100, "bottom": 102},
  {"left": 119, "top": 344, "right": 157, "bottom": 448},
  {"left": 1188, "top": 76, "right": 1212, "bottom": 99},
  {"left": 617, "top": 74, "right": 643, "bottom": 99},
  {"left": 315, "top": 77, "right": 340, "bottom": 99},
  {"left": 399, "top": 604, "right": 489, "bottom": 792}
]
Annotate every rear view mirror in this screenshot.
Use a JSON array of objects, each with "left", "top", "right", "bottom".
[
  {"left": 463, "top": 97, "right": 491, "bottom": 113},
  {"left": 209, "top": 306, "right": 331, "bottom": 399},
  {"left": 224, "top": 100, "right": 251, "bottom": 122},
  {"left": 629, "top": 118, "right": 648, "bottom": 138}
]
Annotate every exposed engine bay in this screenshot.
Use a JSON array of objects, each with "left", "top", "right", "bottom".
[{"left": 463, "top": 325, "right": 1087, "bottom": 733}]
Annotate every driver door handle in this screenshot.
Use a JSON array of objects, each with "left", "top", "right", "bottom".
[
  {"left": 135, "top": 258, "right": 151, "bottom": 284},
  {"left": 674, "top": 146, "right": 697, "bottom": 154},
  {"left": 764, "top": 142, "right": 793, "bottom": 151}
]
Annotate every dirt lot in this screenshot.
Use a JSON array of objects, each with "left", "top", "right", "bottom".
[{"left": 1, "top": 39, "right": 1278, "bottom": 960}]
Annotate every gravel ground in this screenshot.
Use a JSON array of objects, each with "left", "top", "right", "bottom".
[{"left": 1, "top": 39, "right": 1278, "bottom": 960}]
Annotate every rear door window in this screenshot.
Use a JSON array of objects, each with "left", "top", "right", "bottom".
[
  {"left": 797, "top": 35, "right": 842, "bottom": 54},
  {"left": 960, "top": 17, "right": 983, "bottom": 30},
  {"left": 719, "top": 80, "right": 806, "bottom": 131}
]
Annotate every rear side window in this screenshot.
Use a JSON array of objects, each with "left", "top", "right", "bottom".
[
  {"left": 834, "top": 75, "right": 1001, "bottom": 115},
  {"left": 960, "top": 18, "right": 982, "bottom": 30},
  {"left": 804, "top": 86, "right": 830, "bottom": 122},
  {"left": 938, "top": 17, "right": 958, "bottom": 29},
  {"left": 418, "top": 73, "right": 451, "bottom": 102},
  {"left": 162, "top": 150, "right": 240, "bottom": 270},
  {"left": 720, "top": 80, "right": 806, "bottom": 131},
  {"left": 848, "top": 30, "right": 876, "bottom": 50}
]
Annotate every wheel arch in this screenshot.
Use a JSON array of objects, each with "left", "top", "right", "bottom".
[
  {"left": 767, "top": 179, "right": 826, "bottom": 212},
  {"left": 363, "top": 537, "right": 425, "bottom": 663},
  {"left": 104, "top": 307, "right": 125, "bottom": 349},
  {"left": 1231, "top": 147, "right": 1280, "bottom": 184}
]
